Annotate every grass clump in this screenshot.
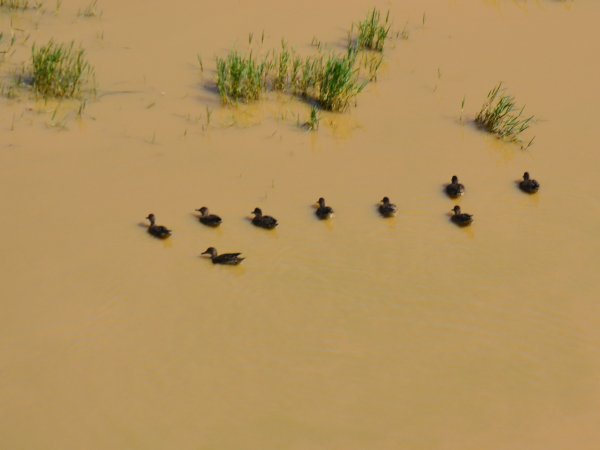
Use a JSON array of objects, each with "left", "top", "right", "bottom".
[
  {"left": 78, "top": 0, "right": 101, "bottom": 17},
  {"left": 294, "top": 55, "right": 323, "bottom": 98},
  {"left": 215, "top": 48, "right": 364, "bottom": 112},
  {"left": 214, "top": 8, "right": 394, "bottom": 112},
  {"left": 274, "top": 41, "right": 291, "bottom": 91},
  {"left": 31, "top": 40, "right": 94, "bottom": 98},
  {"left": 317, "top": 50, "right": 365, "bottom": 111},
  {"left": 475, "top": 82, "right": 534, "bottom": 141},
  {"left": 216, "top": 51, "right": 267, "bottom": 103},
  {"left": 0, "top": 0, "right": 41, "bottom": 9},
  {"left": 350, "top": 8, "right": 390, "bottom": 52},
  {"left": 302, "top": 105, "right": 320, "bottom": 131}
]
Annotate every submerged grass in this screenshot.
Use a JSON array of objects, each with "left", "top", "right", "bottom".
[
  {"left": 214, "top": 9, "right": 393, "bottom": 112},
  {"left": 274, "top": 41, "right": 290, "bottom": 91},
  {"left": 31, "top": 40, "right": 94, "bottom": 98},
  {"left": 78, "top": 0, "right": 101, "bottom": 17},
  {"left": 475, "top": 82, "right": 533, "bottom": 141},
  {"left": 216, "top": 47, "right": 365, "bottom": 112},
  {"left": 302, "top": 105, "right": 319, "bottom": 131},
  {"left": 318, "top": 50, "right": 365, "bottom": 111},
  {"left": 0, "top": 0, "right": 41, "bottom": 9},
  {"left": 350, "top": 8, "right": 390, "bottom": 52},
  {"left": 216, "top": 51, "right": 266, "bottom": 103}
]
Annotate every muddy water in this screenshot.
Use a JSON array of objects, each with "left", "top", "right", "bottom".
[{"left": 1, "top": 0, "right": 600, "bottom": 448}]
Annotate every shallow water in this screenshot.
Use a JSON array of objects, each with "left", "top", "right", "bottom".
[{"left": 1, "top": 0, "right": 600, "bottom": 449}]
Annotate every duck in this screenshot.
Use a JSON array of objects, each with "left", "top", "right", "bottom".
[
  {"left": 315, "top": 197, "right": 334, "bottom": 220},
  {"left": 378, "top": 196, "right": 397, "bottom": 217},
  {"left": 251, "top": 207, "right": 278, "bottom": 229},
  {"left": 201, "top": 247, "right": 244, "bottom": 265},
  {"left": 519, "top": 172, "right": 540, "bottom": 194},
  {"left": 195, "top": 207, "right": 222, "bottom": 227},
  {"left": 145, "top": 213, "right": 172, "bottom": 239},
  {"left": 445, "top": 175, "right": 465, "bottom": 198},
  {"left": 451, "top": 205, "right": 473, "bottom": 226}
]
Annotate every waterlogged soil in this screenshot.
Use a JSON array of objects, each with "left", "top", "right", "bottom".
[{"left": 1, "top": 1, "right": 599, "bottom": 449}]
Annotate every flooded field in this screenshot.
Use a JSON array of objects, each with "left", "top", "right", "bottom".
[{"left": 1, "top": 0, "right": 600, "bottom": 449}]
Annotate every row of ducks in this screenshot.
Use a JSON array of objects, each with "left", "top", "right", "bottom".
[
  {"left": 445, "top": 172, "right": 540, "bottom": 197},
  {"left": 145, "top": 172, "right": 540, "bottom": 265}
]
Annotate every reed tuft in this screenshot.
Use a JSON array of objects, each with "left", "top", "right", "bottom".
[
  {"left": 350, "top": 9, "right": 390, "bottom": 52},
  {"left": 216, "top": 51, "right": 267, "bottom": 103},
  {"left": 31, "top": 40, "right": 94, "bottom": 99},
  {"left": 0, "top": 0, "right": 41, "bottom": 10},
  {"left": 475, "top": 82, "right": 534, "bottom": 141}
]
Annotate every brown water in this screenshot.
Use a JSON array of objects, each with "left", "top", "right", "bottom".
[{"left": 1, "top": 0, "right": 600, "bottom": 448}]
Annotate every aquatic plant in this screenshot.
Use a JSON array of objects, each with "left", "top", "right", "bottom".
[
  {"left": 303, "top": 105, "right": 320, "bottom": 131},
  {"left": 78, "top": 0, "right": 101, "bottom": 17},
  {"left": 294, "top": 55, "right": 323, "bottom": 97},
  {"left": 317, "top": 50, "right": 365, "bottom": 112},
  {"left": 31, "top": 40, "right": 94, "bottom": 98},
  {"left": 216, "top": 50, "right": 267, "bottom": 103},
  {"left": 289, "top": 55, "right": 302, "bottom": 91},
  {"left": 363, "top": 53, "right": 383, "bottom": 81},
  {"left": 350, "top": 8, "right": 390, "bottom": 52},
  {"left": 273, "top": 41, "right": 291, "bottom": 91},
  {"left": 475, "top": 82, "right": 534, "bottom": 141},
  {"left": 0, "top": 0, "right": 41, "bottom": 10},
  {"left": 215, "top": 36, "right": 371, "bottom": 111}
]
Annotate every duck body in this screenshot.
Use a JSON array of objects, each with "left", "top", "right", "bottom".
[
  {"left": 196, "top": 207, "right": 222, "bottom": 227},
  {"left": 251, "top": 207, "right": 278, "bottom": 229},
  {"left": 451, "top": 206, "right": 473, "bottom": 227},
  {"left": 315, "top": 197, "right": 334, "bottom": 220},
  {"left": 378, "top": 197, "right": 397, "bottom": 218},
  {"left": 202, "top": 247, "right": 244, "bottom": 265},
  {"left": 519, "top": 172, "right": 540, "bottom": 194},
  {"left": 446, "top": 175, "right": 465, "bottom": 198},
  {"left": 146, "top": 214, "right": 172, "bottom": 239}
]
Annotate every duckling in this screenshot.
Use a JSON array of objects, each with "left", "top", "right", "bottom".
[
  {"left": 201, "top": 247, "right": 244, "bottom": 265},
  {"left": 251, "top": 207, "right": 278, "bottom": 229},
  {"left": 195, "top": 207, "right": 222, "bottom": 227},
  {"left": 146, "top": 213, "right": 172, "bottom": 239},
  {"left": 451, "top": 205, "right": 473, "bottom": 226},
  {"left": 378, "top": 196, "right": 397, "bottom": 218},
  {"left": 315, "top": 197, "right": 334, "bottom": 220},
  {"left": 446, "top": 175, "right": 465, "bottom": 198},
  {"left": 519, "top": 172, "right": 540, "bottom": 194}
]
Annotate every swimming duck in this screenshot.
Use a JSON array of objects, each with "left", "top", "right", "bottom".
[
  {"left": 451, "top": 205, "right": 473, "bottom": 226},
  {"left": 378, "top": 196, "right": 397, "bottom": 217},
  {"left": 201, "top": 247, "right": 244, "bottom": 265},
  {"left": 315, "top": 197, "right": 334, "bottom": 220},
  {"left": 146, "top": 213, "right": 172, "bottom": 239},
  {"left": 251, "top": 207, "right": 278, "bottom": 229},
  {"left": 446, "top": 175, "right": 465, "bottom": 198},
  {"left": 195, "top": 207, "right": 222, "bottom": 227},
  {"left": 519, "top": 172, "right": 540, "bottom": 194}
]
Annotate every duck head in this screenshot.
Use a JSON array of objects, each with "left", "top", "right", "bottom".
[
  {"left": 146, "top": 213, "right": 156, "bottom": 225},
  {"left": 201, "top": 247, "right": 217, "bottom": 258},
  {"left": 251, "top": 207, "right": 262, "bottom": 216},
  {"left": 451, "top": 175, "right": 459, "bottom": 184},
  {"left": 381, "top": 196, "right": 390, "bottom": 205},
  {"left": 523, "top": 172, "right": 530, "bottom": 181},
  {"left": 196, "top": 207, "right": 209, "bottom": 216},
  {"left": 452, "top": 205, "right": 462, "bottom": 215},
  {"left": 317, "top": 197, "right": 326, "bottom": 207}
]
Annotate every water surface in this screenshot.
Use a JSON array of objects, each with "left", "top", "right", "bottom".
[{"left": 1, "top": 0, "right": 599, "bottom": 449}]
